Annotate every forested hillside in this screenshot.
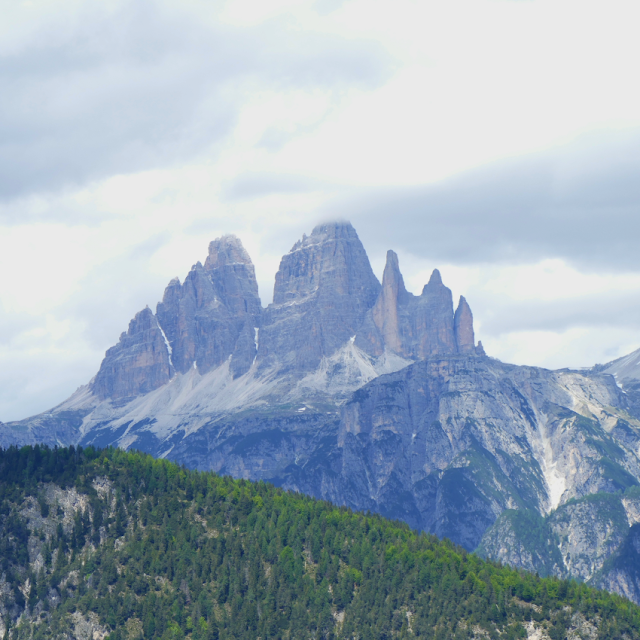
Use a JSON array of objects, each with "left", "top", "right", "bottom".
[{"left": 0, "top": 446, "right": 639, "bottom": 639}]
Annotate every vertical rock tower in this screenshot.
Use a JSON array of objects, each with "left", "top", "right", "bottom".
[
  {"left": 257, "top": 221, "right": 381, "bottom": 373},
  {"left": 357, "top": 253, "right": 482, "bottom": 359}
]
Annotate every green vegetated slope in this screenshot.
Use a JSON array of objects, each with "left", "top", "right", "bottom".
[{"left": 1, "top": 447, "right": 639, "bottom": 640}]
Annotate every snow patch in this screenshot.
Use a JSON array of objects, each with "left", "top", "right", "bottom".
[
  {"left": 156, "top": 318, "right": 173, "bottom": 367},
  {"left": 253, "top": 327, "right": 259, "bottom": 364}
]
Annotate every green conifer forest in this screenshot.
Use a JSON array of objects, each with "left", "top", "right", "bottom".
[{"left": 0, "top": 445, "right": 638, "bottom": 639}]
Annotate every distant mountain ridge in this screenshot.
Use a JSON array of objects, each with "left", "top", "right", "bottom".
[
  {"left": 0, "top": 221, "right": 481, "bottom": 453},
  {"left": 5, "top": 221, "right": 640, "bottom": 605}
]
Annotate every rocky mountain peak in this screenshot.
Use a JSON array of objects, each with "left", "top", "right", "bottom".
[
  {"left": 273, "top": 220, "right": 379, "bottom": 306},
  {"left": 204, "top": 234, "right": 253, "bottom": 270},
  {"left": 155, "top": 235, "right": 261, "bottom": 377},
  {"left": 260, "top": 221, "right": 381, "bottom": 372},
  {"left": 287, "top": 220, "right": 358, "bottom": 254},
  {"left": 426, "top": 268, "right": 443, "bottom": 286}
]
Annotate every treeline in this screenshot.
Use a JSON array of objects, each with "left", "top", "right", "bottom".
[{"left": 0, "top": 445, "right": 638, "bottom": 639}]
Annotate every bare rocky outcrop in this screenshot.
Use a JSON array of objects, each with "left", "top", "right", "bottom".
[
  {"left": 257, "top": 221, "right": 381, "bottom": 374},
  {"left": 454, "top": 295, "right": 475, "bottom": 354},
  {"left": 370, "top": 250, "right": 408, "bottom": 354},
  {"left": 156, "top": 234, "right": 262, "bottom": 378},
  {"left": 549, "top": 495, "right": 629, "bottom": 581},
  {"left": 356, "top": 252, "right": 483, "bottom": 359},
  {"left": 91, "top": 307, "right": 173, "bottom": 401}
]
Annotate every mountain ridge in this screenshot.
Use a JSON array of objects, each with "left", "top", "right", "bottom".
[{"left": 5, "top": 221, "right": 640, "bottom": 606}]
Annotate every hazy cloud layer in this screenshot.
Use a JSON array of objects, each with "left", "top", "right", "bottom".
[
  {"left": 0, "top": 1, "right": 391, "bottom": 203},
  {"left": 341, "top": 129, "right": 640, "bottom": 272},
  {"left": 476, "top": 291, "right": 640, "bottom": 336},
  {"left": 222, "top": 172, "right": 333, "bottom": 200}
]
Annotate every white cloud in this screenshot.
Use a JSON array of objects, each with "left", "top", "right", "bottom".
[{"left": 2, "top": 0, "right": 640, "bottom": 420}]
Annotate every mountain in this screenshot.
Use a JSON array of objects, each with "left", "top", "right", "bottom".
[
  {"left": 1, "top": 445, "right": 638, "bottom": 640},
  {"left": 0, "top": 221, "right": 478, "bottom": 454},
  {"left": 5, "top": 221, "right": 640, "bottom": 604}
]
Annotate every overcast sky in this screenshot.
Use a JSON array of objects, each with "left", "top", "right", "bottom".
[{"left": 2, "top": 0, "right": 640, "bottom": 422}]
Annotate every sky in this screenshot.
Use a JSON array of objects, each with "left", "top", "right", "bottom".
[{"left": 2, "top": 0, "right": 640, "bottom": 422}]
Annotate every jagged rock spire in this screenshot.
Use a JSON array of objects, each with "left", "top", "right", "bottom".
[
  {"left": 371, "top": 250, "right": 408, "bottom": 354},
  {"left": 427, "top": 269, "right": 443, "bottom": 286},
  {"left": 454, "top": 296, "right": 475, "bottom": 354}
]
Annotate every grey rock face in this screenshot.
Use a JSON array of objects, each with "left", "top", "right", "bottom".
[
  {"left": 600, "top": 346, "right": 640, "bottom": 383},
  {"left": 258, "top": 222, "right": 381, "bottom": 374},
  {"left": 454, "top": 295, "right": 475, "bottom": 354},
  {"left": 477, "top": 490, "right": 640, "bottom": 603},
  {"left": 356, "top": 253, "right": 481, "bottom": 359},
  {"left": 412, "top": 269, "right": 458, "bottom": 357},
  {"left": 315, "top": 356, "right": 640, "bottom": 550},
  {"left": 549, "top": 494, "right": 629, "bottom": 581},
  {"left": 91, "top": 307, "right": 173, "bottom": 400},
  {"left": 156, "top": 235, "right": 262, "bottom": 378},
  {"left": 368, "top": 250, "right": 409, "bottom": 354},
  {"left": 479, "top": 493, "right": 633, "bottom": 579},
  {"left": 0, "top": 409, "right": 91, "bottom": 450}
]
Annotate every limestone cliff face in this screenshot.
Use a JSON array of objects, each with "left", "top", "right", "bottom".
[
  {"left": 156, "top": 235, "right": 262, "bottom": 378},
  {"left": 370, "top": 250, "right": 409, "bottom": 354},
  {"left": 257, "top": 222, "right": 381, "bottom": 374},
  {"left": 89, "top": 235, "right": 262, "bottom": 402},
  {"left": 82, "top": 225, "right": 483, "bottom": 408},
  {"left": 356, "top": 253, "right": 480, "bottom": 359},
  {"left": 412, "top": 270, "right": 457, "bottom": 357},
  {"left": 324, "top": 357, "right": 640, "bottom": 550},
  {"left": 91, "top": 307, "right": 173, "bottom": 401},
  {"left": 454, "top": 296, "right": 475, "bottom": 354},
  {"left": 596, "top": 523, "right": 640, "bottom": 605}
]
